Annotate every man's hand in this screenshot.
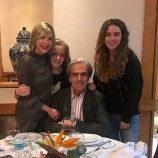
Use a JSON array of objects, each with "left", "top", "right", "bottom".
[{"left": 58, "top": 119, "right": 74, "bottom": 128}]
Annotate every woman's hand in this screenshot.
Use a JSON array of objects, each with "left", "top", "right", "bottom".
[
  {"left": 120, "top": 121, "right": 129, "bottom": 129},
  {"left": 16, "top": 84, "right": 30, "bottom": 96},
  {"left": 87, "top": 83, "right": 96, "bottom": 91},
  {"left": 47, "top": 108, "right": 59, "bottom": 120},
  {"left": 42, "top": 105, "right": 59, "bottom": 120}
]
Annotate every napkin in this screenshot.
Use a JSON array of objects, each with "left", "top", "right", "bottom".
[
  {"left": 0, "top": 139, "right": 13, "bottom": 151},
  {"left": 110, "top": 141, "right": 147, "bottom": 158},
  {"left": 133, "top": 141, "right": 147, "bottom": 158}
]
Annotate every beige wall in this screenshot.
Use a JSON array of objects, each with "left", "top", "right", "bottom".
[
  {"left": 0, "top": 0, "right": 53, "bottom": 72},
  {"left": 1, "top": 0, "right": 145, "bottom": 72},
  {"left": 54, "top": 0, "right": 145, "bottom": 65}
]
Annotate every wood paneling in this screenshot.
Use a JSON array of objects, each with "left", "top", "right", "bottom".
[
  {"left": 140, "top": 111, "right": 154, "bottom": 156},
  {"left": 142, "top": 0, "right": 157, "bottom": 99},
  {"left": 155, "top": 0, "right": 158, "bottom": 100},
  {"left": 0, "top": 103, "right": 16, "bottom": 115},
  {"left": 139, "top": 100, "right": 155, "bottom": 111},
  {"left": 141, "top": 0, "right": 158, "bottom": 157},
  {"left": 0, "top": 82, "right": 18, "bottom": 88},
  {"left": 0, "top": 28, "right": 3, "bottom": 81}
]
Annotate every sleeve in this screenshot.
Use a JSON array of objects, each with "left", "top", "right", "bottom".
[
  {"left": 44, "top": 92, "right": 63, "bottom": 133},
  {"left": 17, "top": 57, "right": 44, "bottom": 110},
  {"left": 122, "top": 52, "right": 143, "bottom": 123}
]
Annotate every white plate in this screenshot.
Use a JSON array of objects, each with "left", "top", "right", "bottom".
[
  {"left": 67, "top": 133, "right": 101, "bottom": 143},
  {"left": 15, "top": 132, "right": 42, "bottom": 142},
  {"left": 5, "top": 132, "right": 42, "bottom": 144},
  {"left": 83, "top": 134, "right": 101, "bottom": 143}
]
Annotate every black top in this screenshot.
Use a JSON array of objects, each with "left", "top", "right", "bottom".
[
  {"left": 93, "top": 50, "right": 143, "bottom": 123},
  {"left": 15, "top": 51, "right": 52, "bottom": 132},
  {"left": 51, "top": 70, "right": 69, "bottom": 95}
]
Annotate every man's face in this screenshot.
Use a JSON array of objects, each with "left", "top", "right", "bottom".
[{"left": 69, "top": 63, "right": 89, "bottom": 96}]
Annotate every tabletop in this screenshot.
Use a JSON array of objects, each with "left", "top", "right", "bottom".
[{"left": 0, "top": 132, "right": 147, "bottom": 158}]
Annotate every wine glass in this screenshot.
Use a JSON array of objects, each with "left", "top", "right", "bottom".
[
  {"left": 77, "top": 133, "right": 97, "bottom": 158},
  {"left": 7, "top": 120, "right": 20, "bottom": 139},
  {"left": 7, "top": 128, "right": 20, "bottom": 140},
  {"left": 62, "top": 115, "right": 75, "bottom": 135},
  {"left": 7, "top": 120, "right": 20, "bottom": 148}
]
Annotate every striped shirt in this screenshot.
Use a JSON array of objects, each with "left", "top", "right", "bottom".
[{"left": 71, "top": 88, "right": 85, "bottom": 121}]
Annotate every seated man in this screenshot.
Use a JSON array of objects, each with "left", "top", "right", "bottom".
[{"left": 45, "top": 58, "right": 108, "bottom": 136}]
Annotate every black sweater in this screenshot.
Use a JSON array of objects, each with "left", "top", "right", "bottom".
[{"left": 93, "top": 51, "right": 143, "bottom": 123}]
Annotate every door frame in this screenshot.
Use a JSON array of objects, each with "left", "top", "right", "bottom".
[{"left": 140, "top": 0, "right": 158, "bottom": 157}]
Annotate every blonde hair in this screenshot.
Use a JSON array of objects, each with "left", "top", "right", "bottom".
[{"left": 29, "top": 22, "right": 55, "bottom": 52}]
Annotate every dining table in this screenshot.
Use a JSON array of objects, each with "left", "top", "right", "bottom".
[{"left": 0, "top": 132, "right": 147, "bottom": 158}]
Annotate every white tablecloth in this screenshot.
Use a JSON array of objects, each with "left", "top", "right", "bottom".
[{"left": 0, "top": 134, "right": 147, "bottom": 158}]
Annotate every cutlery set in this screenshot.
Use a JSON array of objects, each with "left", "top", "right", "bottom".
[{"left": 86, "top": 139, "right": 116, "bottom": 154}]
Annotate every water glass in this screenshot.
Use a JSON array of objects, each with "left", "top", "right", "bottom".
[
  {"left": 13, "top": 137, "right": 25, "bottom": 150},
  {"left": 77, "top": 133, "right": 97, "bottom": 158}
]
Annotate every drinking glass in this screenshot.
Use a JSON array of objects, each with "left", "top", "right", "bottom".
[
  {"left": 7, "top": 129, "right": 20, "bottom": 139},
  {"left": 7, "top": 128, "right": 22, "bottom": 152},
  {"left": 78, "top": 133, "right": 97, "bottom": 158},
  {"left": 62, "top": 116, "right": 75, "bottom": 135},
  {"left": 7, "top": 119, "right": 20, "bottom": 139}
]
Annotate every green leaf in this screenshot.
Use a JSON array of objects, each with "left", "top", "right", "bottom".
[{"left": 67, "top": 149, "right": 80, "bottom": 158}]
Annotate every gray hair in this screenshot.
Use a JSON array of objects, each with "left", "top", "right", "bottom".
[{"left": 67, "top": 58, "right": 93, "bottom": 77}]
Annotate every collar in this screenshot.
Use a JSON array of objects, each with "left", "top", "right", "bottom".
[{"left": 71, "top": 87, "right": 85, "bottom": 100}]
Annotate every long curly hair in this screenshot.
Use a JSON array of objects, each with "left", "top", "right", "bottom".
[{"left": 94, "top": 18, "right": 130, "bottom": 82}]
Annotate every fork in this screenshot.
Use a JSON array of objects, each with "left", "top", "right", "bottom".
[
  {"left": 86, "top": 140, "right": 112, "bottom": 154},
  {"left": 85, "top": 140, "right": 111, "bottom": 148}
]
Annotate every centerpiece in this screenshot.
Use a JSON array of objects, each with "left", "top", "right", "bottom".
[{"left": 37, "top": 129, "right": 83, "bottom": 158}]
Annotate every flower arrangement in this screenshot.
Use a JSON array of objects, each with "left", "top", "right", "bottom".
[{"left": 37, "top": 129, "right": 80, "bottom": 158}]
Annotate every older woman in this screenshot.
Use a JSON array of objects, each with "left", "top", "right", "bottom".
[{"left": 15, "top": 22, "right": 58, "bottom": 132}]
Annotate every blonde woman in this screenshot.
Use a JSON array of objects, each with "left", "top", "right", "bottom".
[{"left": 15, "top": 22, "right": 58, "bottom": 132}]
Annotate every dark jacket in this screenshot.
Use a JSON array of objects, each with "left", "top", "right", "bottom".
[
  {"left": 45, "top": 87, "right": 109, "bottom": 136},
  {"left": 93, "top": 50, "right": 143, "bottom": 123},
  {"left": 15, "top": 52, "right": 52, "bottom": 132}
]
